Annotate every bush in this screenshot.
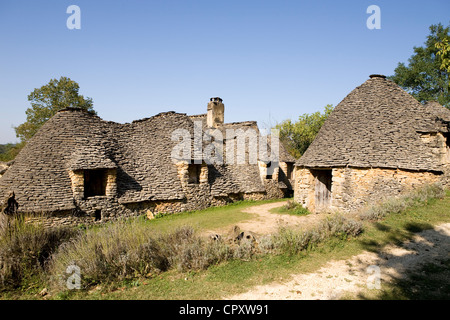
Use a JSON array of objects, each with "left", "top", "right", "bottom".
[
  {"left": 0, "top": 215, "right": 79, "bottom": 290},
  {"left": 269, "top": 214, "right": 363, "bottom": 255},
  {"left": 49, "top": 220, "right": 170, "bottom": 288},
  {"left": 48, "top": 212, "right": 365, "bottom": 290},
  {"left": 48, "top": 223, "right": 234, "bottom": 290},
  {"left": 359, "top": 183, "right": 446, "bottom": 221},
  {"left": 318, "top": 214, "right": 363, "bottom": 238},
  {"left": 158, "top": 226, "right": 232, "bottom": 271},
  {"left": 279, "top": 201, "right": 311, "bottom": 216}
]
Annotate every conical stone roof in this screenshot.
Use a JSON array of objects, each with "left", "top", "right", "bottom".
[{"left": 296, "top": 75, "right": 450, "bottom": 172}]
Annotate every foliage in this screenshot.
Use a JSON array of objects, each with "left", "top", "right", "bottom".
[
  {"left": 436, "top": 38, "right": 450, "bottom": 89},
  {"left": 15, "top": 77, "right": 95, "bottom": 142},
  {"left": 0, "top": 215, "right": 79, "bottom": 291},
  {"left": 275, "top": 104, "right": 334, "bottom": 158},
  {"left": 389, "top": 23, "right": 450, "bottom": 108},
  {"left": 359, "top": 183, "right": 445, "bottom": 221},
  {"left": 272, "top": 200, "right": 311, "bottom": 216},
  {"left": 48, "top": 211, "right": 362, "bottom": 291},
  {"left": 48, "top": 223, "right": 234, "bottom": 290},
  {"left": 0, "top": 142, "right": 25, "bottom": 162},
  {"left": 264, "top": 214, "right": 363, "bottom": 256}
]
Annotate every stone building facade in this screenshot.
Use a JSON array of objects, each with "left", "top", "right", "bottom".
[
  {"left": 294, "top": 75, "right": 450, "bottom": 213},
  {"left": 0, "top": 98, "right": 295, "bottom": 227}
]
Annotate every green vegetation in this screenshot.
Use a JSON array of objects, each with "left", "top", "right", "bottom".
[
  {"left": 76, "top": 186, "right": 450, "bottom": 300},
  {"left": 275, "top": 104, "right": 334, "bottom": 158},
  {"left": 1, "top": 77, "right": 95, "bottom": 162},
  {"left": 436, "top": 37, "right": 450, "bottom": 90},
  {"left": 269, "top": 200, "right": 311, "bottom": 216},
  {"left": 132, "top": 199, "right": 281, "bottom": 233},
  {"left": 15, "top": 76, "right": 95, "bottom": 143},
  {"left": 0, "top": 143, "right": 25, "bottom": 162},
  {"left": 0, "top": 185, "right": 449, "bottom": 300},
  {"left": 359, "top": 183, "right": 446, "bottom": 221},
  {"left": 0, "top": 215, "right": 80, "bottom": 292},
  {"left": 389, "top": 23, "right": 450, "bottom": 108},
  {"left": 436, "top": 38, "right": 450, "bottom": 73}
]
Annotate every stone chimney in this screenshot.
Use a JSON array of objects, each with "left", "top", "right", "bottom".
[{"left": 207, "top": 97, "right": 224, "bottom": 128}]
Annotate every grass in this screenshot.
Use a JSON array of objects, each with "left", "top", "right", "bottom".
[
  {"left": 44, "top": 204, "right": 361, "bottom": 297},
  {"left": 134, "top": 198, "right": 285, "bottom": 234},
  {"left": 1, "top": 186, "right": 449, "bottom": 300},
  {"left": 76, "top": 187, "right": 450, "bottom": 300},
  {"left": 269, "top": 200, "right": 311, "bottom": 216}
]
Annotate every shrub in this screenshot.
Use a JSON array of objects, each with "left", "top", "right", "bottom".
[
  {"left": 279, "top": 201, "right": 311, "bottom": 216},
  {"left": 269, "top": 214, "right": 363, "bottom": 256},
  {"left": 158, "top": 226, "right": 232, "bottom": 271},
  {"left": 48, "top": 223, "right": 235, "bottom": 290},
  {"left": 48, "top": 220, "right": 170, "bottom": 288},
  {"left": 318, "top": 214, "right": 363, "bottom": 238},
  {"left": 271, "top": 228, "right": 315, "bottom": 255},
  {"left": 359, "top": 183, "right": 445, "bottom": 221},
  {"left": 0, "top": 215, "right": 79, "bottom": 290}
]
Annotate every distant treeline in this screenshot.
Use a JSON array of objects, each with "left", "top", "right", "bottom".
[{"left": 0, "top": 143, "right": 24, "bottom": 162}]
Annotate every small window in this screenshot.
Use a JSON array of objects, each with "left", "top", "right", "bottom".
[
  {"left": 94, "top": 209, "right": 102, "bottom": 221},
  {"left": 84, "top": 169, "right": 107, "bottom": 198},
  {"left": 188, "top": 164, "right": 202, "bottom": 184}
]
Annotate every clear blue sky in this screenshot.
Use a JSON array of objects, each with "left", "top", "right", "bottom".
[{"left": 0, "top": 0, "right": 449, "bottom": 143}]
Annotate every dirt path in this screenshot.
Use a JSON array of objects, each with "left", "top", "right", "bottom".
[
  {"left": 226, "top": 223, "right": 450, "bottom": 300},
  {"left": 204, "top": 201, "right": 326, "bottom": 237}
]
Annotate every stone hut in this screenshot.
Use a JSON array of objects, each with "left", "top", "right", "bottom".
[
  {"left": 0, "top": 98, "right": 294, "bottom": 226},
  {"left": 294, "top": 74, "right": 450, "bottom": 213}
]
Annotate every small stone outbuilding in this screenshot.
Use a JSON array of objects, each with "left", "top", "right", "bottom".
[{"left": 294, "top": 75, "right": 450, "bottom": 213}]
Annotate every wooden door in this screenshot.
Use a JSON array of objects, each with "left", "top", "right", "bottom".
[{"left": 313, "top": 170, "right": 332, "bottom": 209}]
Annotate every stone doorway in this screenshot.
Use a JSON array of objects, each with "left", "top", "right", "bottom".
[{"left": 311, "top": 169, "right": 332, "bottom": 210}]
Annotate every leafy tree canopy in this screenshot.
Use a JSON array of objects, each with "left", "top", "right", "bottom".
[
  {"left": 15, "top": 76, "right": 95, "bottom": 142},
  {"left": 389, "top": 23, "right": 450, "bottom": 108},
  {"left": 436, "top": 38, "right": 450, "bottom": 85},
  {"left": 275, "top": 104, "right": 334, "bottom": 159}
]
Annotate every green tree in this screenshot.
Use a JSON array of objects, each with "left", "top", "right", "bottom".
[
  {"left": 436, "top": 38, "right": 450, "bottom": 89},
  {"left": 0, "top": 142, "right": 25, "bottom": 162},
  {"left": 15, "top": 76, "right": 95, "bottom": 142},
  {"left": 275, "top": 104, "right": 334, "bottom": 158},
  {"left": 389, "top": 23, "right": 450, "bottom": 108}
]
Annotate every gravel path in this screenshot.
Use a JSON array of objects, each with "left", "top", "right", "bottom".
[
  {"left": 226, "top": 223, "right": 450, "bottom": 300},
  {"left": 204, "top": 201, "right": 326, "bottom": 238}
]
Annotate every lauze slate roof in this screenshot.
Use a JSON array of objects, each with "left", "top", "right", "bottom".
[
  {"left": 0, "top": 107, "right": 280, "bottom": 212},
  {"left": 296, "top": 75, "right": 450, "bottom": 172}
]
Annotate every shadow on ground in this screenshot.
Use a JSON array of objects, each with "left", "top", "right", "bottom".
[{"left": 358, "top": 222, "right": 450, "bottom": 300}]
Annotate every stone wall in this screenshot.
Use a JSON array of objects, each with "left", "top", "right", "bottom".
[
  {"left": 22, "top": 159, "right": 289, "bottom": 228},
  {"left": 23, "top": 189, "right": 276, "bottom": 228},
  {"left": 294, "top": 166, "right": 443, "bottom": 213},
  {"left": 293, "top": 168, "right": 316, "bottom": 211}
]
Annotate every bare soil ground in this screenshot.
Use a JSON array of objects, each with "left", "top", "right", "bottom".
[{"left": 204, "top": 201, "right": 325, "bottom": 238}]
